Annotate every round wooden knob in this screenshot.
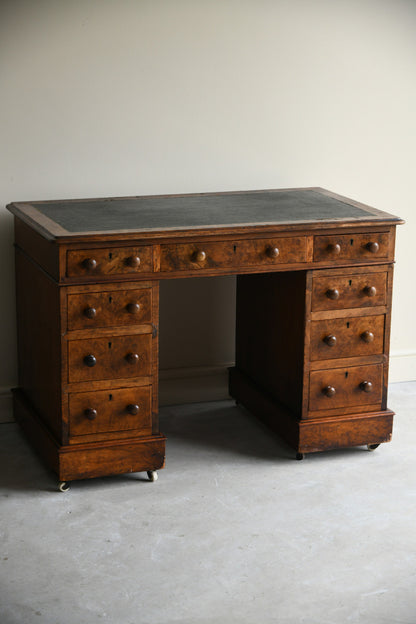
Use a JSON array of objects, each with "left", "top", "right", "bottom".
[
  {"left": 323, "top": 334, "right": 337, "bottom": 347},
  {"left": 125, "top": 352, "right": 139, "bottom": 364},
  {"left": 83, "top": 307, "right": 97, "bottom": 319},
  {"left": 366, "top": 241, "right": 379, "bottom": 253},
  {"left": 83, "top": 258, "right": 97, "bottom": 271},
  {"left": 126, "top": 256, "right": 141, "bottom": 268},
  {"left": 126, "top": 403, "right": 140, "bottom": 415},
  {"left": 327, "top": 243, "right": 341, "bottom": 255},
  {"left": 326, "top": 288, "right": 340, "bottom": 300},
  {"left": 360, "top": 380, "right": 373, "bottom": 393},
  {"left": 126, "top": 302, "right": 141, "bottom": 314},
  {"left": 83, "top": 354, "right": 97, "bottom": 367},
  {"left": 363, "top": 285, "right": 377, "bottom": 297},
  {"left": 361, "top": 330, "right": 374, "bottom": 343},
  {"left": 266, "top": 246, "right": 280, "bottom": 259},
  {"left": 84, "top": 408, "right": 97, "bottom": 420},
  {"left": 194, "top": 250, "right": 206, "bottom": 263},
  {"left": 322, "top": 385, "right": 336, "bottom": 397}
]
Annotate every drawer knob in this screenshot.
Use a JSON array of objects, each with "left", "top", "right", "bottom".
[
  {"left": 126, "top": 352, "right": 140, "bottom": 364},
  {"left": 327, "top": 243, "right": 341, "bottom": 255},
  {"left": 193, "top": 250, "right": 206, "bottom": 263},
  {"left": 83, "top": 258, "right": 97, "bottom": 271},
  {"left": 366, "top": 241, "right": 380, "bottom": 253},
  {"left": 83, "top": 307, "right": 97, "bottom": 319},
  {"left": 126, "top": 256, "right": 141, "bottom": 268},
  {"left": 266, "top": 246, "right": 280, "bottom": 259},
  {"left": 83, "top": 354, "right": 97, "bottom": 367},
  {"left": 322, "top": 385, "right": 336, "bottom": 397},
  {"left": 126, "top": 302, "right": 141, "bottom": 314},
  {"left": 323, "top": 334, "right": 337, "bottom": 347},
  {"left": 326, "top": 288, "right": 340, "bottom": 300},
  {"left": 360, "top": 380, "right": 373, "bottom": 393},
  {"left": 126, "top": 403, "right": 140, "bottom": 415},
  {"left": 363, "top": 285, "right": 377, "bottom": 297},
  {"left": 361, "top": 330, "right": 374, "bottom": 343},
  {"left": 84, "top": 408, "right": 97, "bottom": 420}
]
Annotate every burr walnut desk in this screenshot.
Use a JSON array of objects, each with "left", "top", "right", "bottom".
[{"left": 7, "top": 188, "right": 403, "bottom": 490}]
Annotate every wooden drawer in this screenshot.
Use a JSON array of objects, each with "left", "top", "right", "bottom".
[
  {"left": 310, "top": 314, "right": 385, "bottom": 361},
  {"left": 69, "top": 386, "right": 152, "bottom": 438},
  {"left": 309, "top": 363, "right": 383, "bottom": 412},
  {"left": 66, "top": 246, "right": 153, "bottom": 278},
  {"left": 314, "top": 232, "right": 390, "bottom": 263},
  {"left": 236, "top": 237, "right": 307, "bottom": 266},
  {"left": 68, "top": 334, "right": 151, "bottom": 382},
  {"left": 312, "top": 271, "right": 387, "bottom": 311},
  {"left": 68, "top": 288, "right": 152, "bottom": 330},
  {"left": 160, "top": 241, "right": 235, "bottom": 272}
]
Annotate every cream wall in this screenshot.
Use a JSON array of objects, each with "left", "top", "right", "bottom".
[{"left": 1, "top": 0, "right": 415, "bottom": 406}]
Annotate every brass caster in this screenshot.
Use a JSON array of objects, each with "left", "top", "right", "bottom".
[
  {"left": 147, "top": 470, "right": 158, "bottom": 482},
  {"left": 367, "top": 444, "right": 380, "bottom": 451},
  {"left": 296, "top": 452, "right": 305, "bottom": 461},
  {"left": 58, "top": 481, "right": 70, "bottom": 492}
]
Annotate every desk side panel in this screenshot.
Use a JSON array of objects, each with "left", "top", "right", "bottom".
[{"left": 15, "top": 249, "right": 63, "bottom": 441}]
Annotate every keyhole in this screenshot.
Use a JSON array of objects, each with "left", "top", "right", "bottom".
[
  {"left": 109, "top": 296, "right": 112, "bottom": 304},
  {"left": 108, "top": 342, "right": 112, "bottom": 349},
  {"left": 346, "top": 322, "right": 350, "bottom": 328},
  {"left": 349, "top": 280, "right": 352, "bottom": 286},
  {"left": 350, "top": 239, "right": 354, "bottom": 245},
  {"left": 109, "top": 252, "right": 113, "bottom": 260},
  {"left": 109, "top": 394, "right": 113, "bottom": 401},
  {"left": 345, "top": 371, "right": 349, "bottom": 378},
  {"left": 233, "top": 245, "right": 237, "bottom": 252}
]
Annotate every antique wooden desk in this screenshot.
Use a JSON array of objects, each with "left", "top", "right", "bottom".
[{"left": 7, "top": 188, "right": 403, "bottom": 490}]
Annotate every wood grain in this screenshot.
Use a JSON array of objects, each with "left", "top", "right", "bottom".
[
  {"left": 68, "top": 385, "right": 152, "bottom": 439},
  {"left": 67, "top": 334, "right": 152, "bottom": 383},
  {"left": 67, "top": 288, "right": 152, "bottom": 330}
]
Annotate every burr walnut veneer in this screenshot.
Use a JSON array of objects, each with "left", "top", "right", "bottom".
[{"left": 7, "top": 188, "right": 403, "bottom": 486}]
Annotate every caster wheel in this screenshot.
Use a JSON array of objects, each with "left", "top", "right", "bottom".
[
  {"left": 296, "top": 452, "right": 305, "bottom": 461},
  {"left": 58, "top": 481, "right": 70, "bottom": 492},
  {"left": 367, "top": 444, "right": 380, "bottom": 451},
  {"left": 147, "top": 470, "right": 158, "bottom": 482}
]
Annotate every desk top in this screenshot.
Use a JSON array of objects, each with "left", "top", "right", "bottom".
[{"left": 7, "top": 187, "right": 403, "bottom": 241}]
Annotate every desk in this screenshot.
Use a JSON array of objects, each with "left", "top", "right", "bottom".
[{"left": 7, "top": 187, "right": 403, "bottom": 489}]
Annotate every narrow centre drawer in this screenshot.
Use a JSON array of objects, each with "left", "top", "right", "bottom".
[
  {"left": 68, "top": 334, "right": 152, "bottom": 382},
  {"left": 236, "top": 237, "right": 307, "bottom": 266},
  {"left": 67, "top": 288, "right": 152, "bottom": 330},
  {"left": 160, "top": 241, "right": 235, "bottom": 272},
  {"left": 309, "top": 363, "right": 383, "bottom": 412},
  {"left": 69, "top": 386, "right": 152, "bottom": 437}
]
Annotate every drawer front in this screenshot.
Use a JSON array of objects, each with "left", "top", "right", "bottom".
[
  {"left": 69, "top": 386, "right": 152, "bottom": 437},
  {"left": 67, "top": 246, "right": 153, "bottom": 278},
  {"left": 310, "top": 315, "right": 385, "bottom": 360},
  {"left": 236, "top": 237, "right": 307, "bottom": 266},
  {"left": 68, "top": 334, "right": 152, "bottom": 382},
  {"left": 160, "top": 242, "right": 235, "bottom": 272},
  {"left": 314, "top": 232, "right": 390, "bottom": 263},
  {"left": 312, "top": 272, "right": 387, "bottom": 311},
  {"left": 68, "top": 288, "right": 152, "bottom": 330},
  {"left": 309, "top": 364, "right": 383, "bottom": 412}
]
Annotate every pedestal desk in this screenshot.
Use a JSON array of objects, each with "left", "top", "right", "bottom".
[{"left": 7, "top": 188, "right": 403, "bottom": 490}]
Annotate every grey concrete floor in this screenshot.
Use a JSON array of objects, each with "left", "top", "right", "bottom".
[{"left": 0, "top": 382, "right": 415, "bottom": 624}]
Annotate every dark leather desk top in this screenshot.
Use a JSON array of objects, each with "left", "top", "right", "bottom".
[{"left": 7, "top": 187, "right": 403, "bottom": 241}]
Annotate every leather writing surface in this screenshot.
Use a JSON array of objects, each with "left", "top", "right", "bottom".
[{"left": 35, "top": 189, "right": 376, "bottom": 233}]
